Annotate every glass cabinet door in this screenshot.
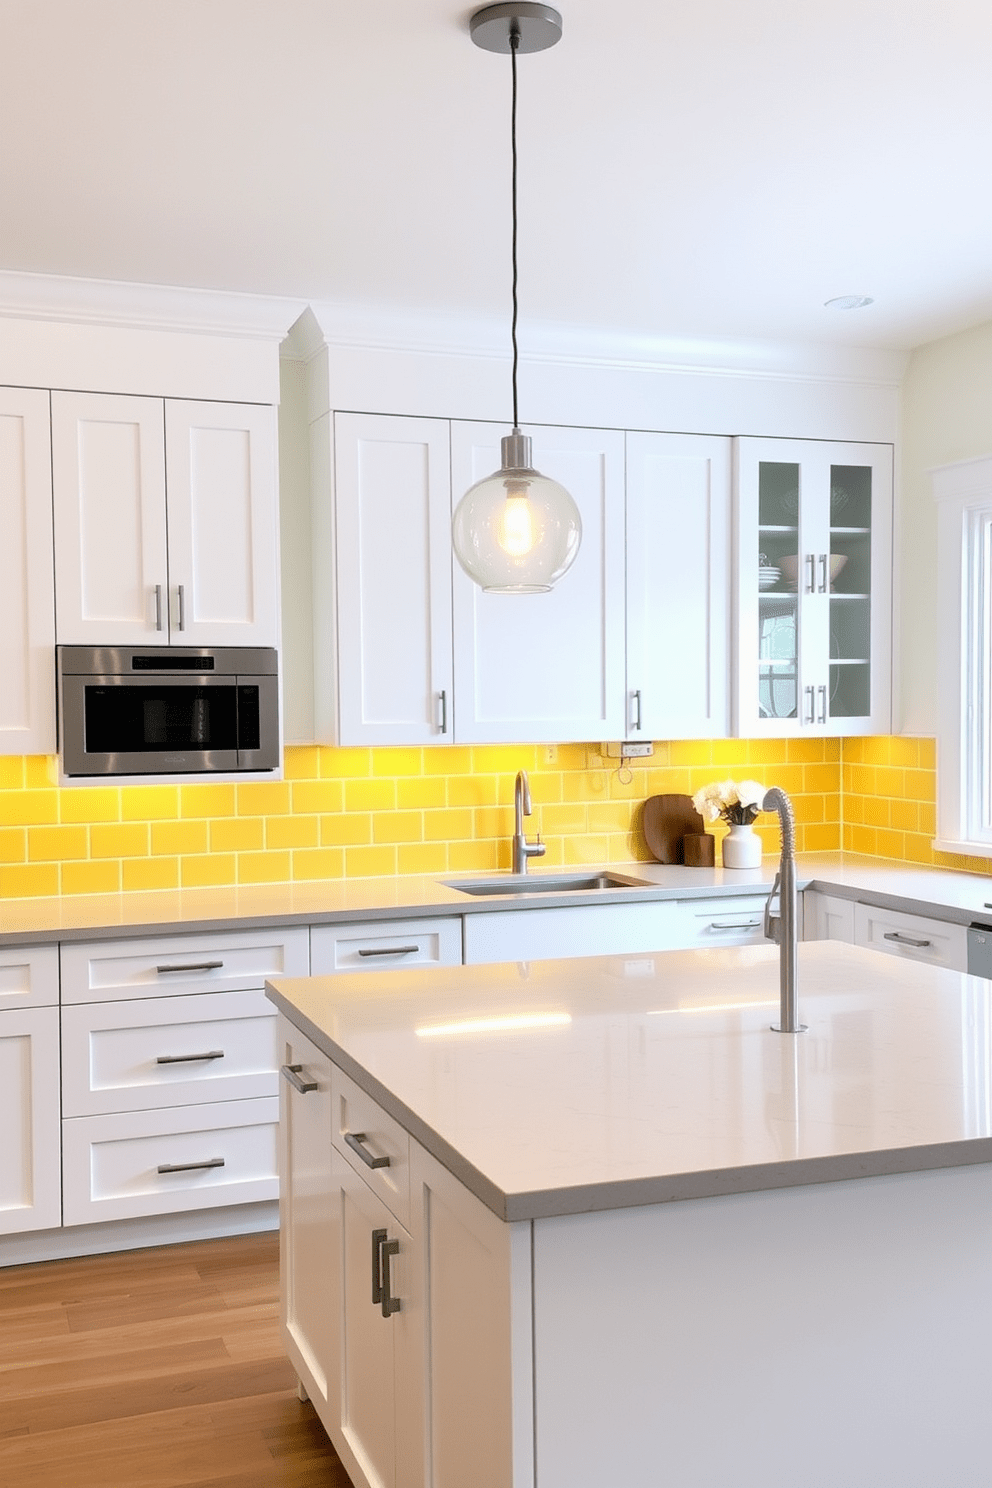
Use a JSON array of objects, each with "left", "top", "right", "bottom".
[{"left": 735, "top": 439, "right": 892, "bottom": 736}]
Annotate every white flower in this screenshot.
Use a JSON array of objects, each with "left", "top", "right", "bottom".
[{"left": 692, "top": 778, "right": 767, "bottom": 826}]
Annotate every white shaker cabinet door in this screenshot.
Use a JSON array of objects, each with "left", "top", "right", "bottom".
[
  {"left": 0, "top": 387, "right": 56, "bottom": 754},
  {"left": 333, "top": 413, "right": 454, "bottom": 746},
  {"left": 625, "top": 431, "right": 731, "bottom": 739},
  {"left": 451, "top": 422, "right": 626, "bottom": 743},
  {"left": 52, "top": 390, "right": 169, "bottom": 645},
  {"left": 0, "top": 1006, "right": 61, "bottom": 1235},
  {"left": 164, "top": 400, "right": 279, "bottom": 647}
]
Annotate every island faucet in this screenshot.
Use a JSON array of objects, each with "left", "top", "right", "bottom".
[
  {"left": 512, "top": 770, "right": 546, "bottom": 874},
  {"left": 762, "top": 786, "right": 805, "bottom": 1033}
]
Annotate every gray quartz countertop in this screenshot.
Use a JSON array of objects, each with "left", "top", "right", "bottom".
[
  {"left": 3, "top": 852, "right": 992, "bottom": 946},
  {"left": 266, "top": 940, "right": 992, "bottom": 1222}
]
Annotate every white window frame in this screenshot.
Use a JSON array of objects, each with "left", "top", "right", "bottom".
[{"left": 933, "top": 455, "right": 992, "bottom": 853}]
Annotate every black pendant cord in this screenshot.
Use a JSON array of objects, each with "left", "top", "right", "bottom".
[{"left": 510, "top": 26, "right": 520, "bottom": 431}]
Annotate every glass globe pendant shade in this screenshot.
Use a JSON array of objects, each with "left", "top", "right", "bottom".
[{"left": 452, "top": 430, "right": 582, "bottom": 594}]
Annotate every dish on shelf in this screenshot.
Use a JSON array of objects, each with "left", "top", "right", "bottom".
[{"left": 758, "top": 566, "right": 781, "bottom": 590}]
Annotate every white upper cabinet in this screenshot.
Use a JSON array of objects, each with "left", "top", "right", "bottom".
[
  {"left": 52, "top": 391, "right": 168, "bottom": 646},
  {"left": 734, "top": 438, "right": 893, "bottom": 736},
  {"left": 52, "top": 391, "right": 278, "bottom": 648},
  {"left": 450, "top": 422, "right": 626, "bottom": 743},
  {"left": 164, "top": 400, "right": 279, "bottom": 647},
  {"left": 333, "top": 413, "right": 454, "bottom": 746},
  {"left": 0, "top": 387, "right": 56, "bottom": 754},
  {"left": 625, "top": 432, "right": 731, "bottom": 740}
]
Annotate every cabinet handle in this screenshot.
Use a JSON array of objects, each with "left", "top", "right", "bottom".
[
  {"left": 156, "top": 960, "right": 224, "bottom": 975},
  {"left": 357, "top": 945, "right": 419, "bottom": 958},
  {"left": 818, "top": 553, "right": 828, "bottom": 593},
  {"left": 803, "top": 686, "right": 814, "bottom": 724},
  {"left": 157, "top": 1156, "right": 225, "bottom": 1175},
  {"left": 380, "top": 1237, "right": 400, "bottom": 1317},
  {"left": 371, "top": 1228, "right": 401, "bottom": 1317},
  {"left": 883, "top": 931, "right": 932, "bottom": 949},
  {"left": 345, "top": 1130, "right": 390, "bottom": 1169},
  {"left": 630, "top": 689, "right": 642, "bottom": 732},
  {"left": 177, "top": 583, "right": 186, "bottom": 631},
  {"left": 438, "top": 689, "right": 448, "bottom": 734},
  {"left": 817, "top": 684, "right": 827, "bottom": 724},
  {"left": 155, "top": 583, "right": 164, "bottom": 631},
  {"left": 709, "top": 919, "right": 763, "bottom": 931},
  {"left": 805, "top": 553, "right": 815, "bottom": 593},
  {"left": 282, "top": 1062, "right": 318, "bottom": 1093},
  {"left": 157, "top": 1049, "right": 224, "bottom": 1065}
]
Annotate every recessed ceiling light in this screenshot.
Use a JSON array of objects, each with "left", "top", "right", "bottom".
[{"left": 824, "top": 294, "right": 874, "bottom": 310}]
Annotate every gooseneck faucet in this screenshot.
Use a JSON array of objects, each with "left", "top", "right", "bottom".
[
  {"left": 512, "top": 770, "right": 546, "bottom": 874},
  {"left": 762, "top": 787, "right": 805, "bottom": 1033}
]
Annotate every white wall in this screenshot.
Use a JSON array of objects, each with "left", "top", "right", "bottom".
[{"left": 898, "top": 320, "right": 992, "bottom": 734}]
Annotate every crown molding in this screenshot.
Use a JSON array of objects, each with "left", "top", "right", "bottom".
[
  {"left": 0, "top": 269, "right": 306, "bottom": 341},
  {"left": 299, "top": 299, "right": 909, "bottom": 388}
]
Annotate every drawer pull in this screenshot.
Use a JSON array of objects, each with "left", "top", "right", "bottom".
[
  {"left": 709, "top": 919, "right": 763, "bottom": 931},
  {"left": 357, "top": 945, "right": 419, "bottom": 958},
  {"left": 883, "top": 931, "right": 932, "bottom": 949},
  {"left": 345, "top": 1130, "right": 390, "bottom": 1169},
  {"left": 156, "top": 960, "right": 224, "bottom": 975},
  {"left": 157, "top": 1156, "right": 225, "bottom": 1175},
  {"left": 156, "top": 1049, "right": 225, "bottom": 1065},
  {"left": 282, "top": 1063, "right": 318, "bottom": 1094}
]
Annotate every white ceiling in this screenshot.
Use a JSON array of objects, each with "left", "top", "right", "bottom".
[{"left": 3, "top": 0, "right": 991, "bottom": 353}]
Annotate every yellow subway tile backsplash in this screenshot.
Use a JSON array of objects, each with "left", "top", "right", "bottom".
[
  {"left": 28, "top": 825, "right": 89, "bottom": 862},
  {"left": 0, "top": 734, "right": 980, "bottom": 900},
  {"left": 59, "top": 786, "right": 120, "bottom": 824},
  {"left": 62, "top": 860, "right": 120, "bottom": 895},
  {"left": 0, "top": 862, "right": 59, "bottom": 897},
  {"left": 90, "top": 823, "right": 149, "bottom": 859}
]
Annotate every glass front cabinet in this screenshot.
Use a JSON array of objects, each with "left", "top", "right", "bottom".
[{"left": 734, "top": 438, "right": 893, "bottom": 736}]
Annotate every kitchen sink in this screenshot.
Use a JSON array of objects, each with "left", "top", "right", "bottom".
[{"left": 442, "top": 871, "right": 653, "bottom": 897}]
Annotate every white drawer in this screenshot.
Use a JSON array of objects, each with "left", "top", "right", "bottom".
[
  {"left": 61, "top": 990, "right": 278, "bottom": 1117},
  {"left": 61, "top": 1096, "right": 278, "bottom": 1225},
  {"left": 331, "top": 1064, "right": 410, "bottom": 1229},
  {"left": 673, "top": 896, "right": 771, "bottom": 948},
  {"left": 0, "top": 944, "right": 59, "bottom": 1011},
  {"left": 311, "top": 917, "right": 461, "bottom": 975},
  {"left": 60, "top": 926, "right": 310, "bottom": 1004},
  {"left": 854, "top": 903, "right": 967, "bottom": 972}
]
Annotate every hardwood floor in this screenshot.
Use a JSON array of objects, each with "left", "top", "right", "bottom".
[{"left": 0, "top": 1231, "right": 349, "bottom": 1487}]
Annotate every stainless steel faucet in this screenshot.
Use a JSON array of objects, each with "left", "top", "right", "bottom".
[
  {"left": 512, "top": 770, "right": 546, "bottom": 874},
  {"left": 762, "top": 787, "right": 805, "bottom": 1033}
]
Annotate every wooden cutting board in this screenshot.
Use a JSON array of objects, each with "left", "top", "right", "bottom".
[{"left": 642, "top": 793, "right": 706, "bottom": 864}]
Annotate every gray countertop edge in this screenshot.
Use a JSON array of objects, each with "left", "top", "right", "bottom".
[
  {"left": 6, "top": 854, "right": 992, "bottom": 948},
  {"left": 266, "top": 982, "right": 992, "bottom": 1224}
]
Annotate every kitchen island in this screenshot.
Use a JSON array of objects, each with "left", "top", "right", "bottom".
[{"left": 267, "top": 941, "right": 992, "bottom": 1488}]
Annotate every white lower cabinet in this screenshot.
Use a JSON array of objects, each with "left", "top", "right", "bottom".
[
  {"left": 463, "top": 900, "right": 682, "bottom": 965},
  {"left": 277, "top": 1017, "right": 531, "bottom": 1488},
  {"left": 311, "top": 918, "right": 462, "bottom": 976},
  {"left": 804, "top": 890, "right": 856, "bottom": 942},
  {"left": 59, "top": 926, "right": 307, "bottom": 1227},
  {"left": 0, "top": 1005, "right": 61, "bottom": 1235},
  {"left": 670, "top": 894, "right": 771, "bottom": 947},
  {"left": 62, "top": 1098, "right": 278, "bottom": 1225},
  {"left": 853, "top": 901, "right": 967, "bottom": 971}
]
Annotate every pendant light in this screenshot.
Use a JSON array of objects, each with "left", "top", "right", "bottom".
[{"left": 452, "top": 3, "right": 582, "bottom": 595}]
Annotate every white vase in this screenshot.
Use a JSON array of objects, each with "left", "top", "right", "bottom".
[{"left": 722, "top": 822, "right": 762, "bottom": 869}]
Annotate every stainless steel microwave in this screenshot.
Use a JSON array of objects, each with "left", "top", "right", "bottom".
[{"left": 57, "top": 646, "right": 280, "bottom": 778}]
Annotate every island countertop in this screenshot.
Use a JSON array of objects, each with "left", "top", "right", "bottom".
[{"left": 266, "top": 939, "right": 992, "bottom": 1221}]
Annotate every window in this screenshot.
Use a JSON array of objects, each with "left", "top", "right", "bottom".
[{"left": 933, "top": 456, "right": 992, "bottom": 852}]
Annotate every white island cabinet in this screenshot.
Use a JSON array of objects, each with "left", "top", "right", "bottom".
[{"left": 268, "top": 941, "right": 992, "bottom": 1488}]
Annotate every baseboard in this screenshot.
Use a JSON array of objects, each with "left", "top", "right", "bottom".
[{"left": 0, "top": 1200, "right": 278, "bottom": 1268}]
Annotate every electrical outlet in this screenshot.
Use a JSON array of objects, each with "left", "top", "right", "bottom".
[
  {"left": 603, "top": 741, "right": 655, "bottom": 760},
  {"left": 543, "top": 745, "right": 558, "bottom": 764}
]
